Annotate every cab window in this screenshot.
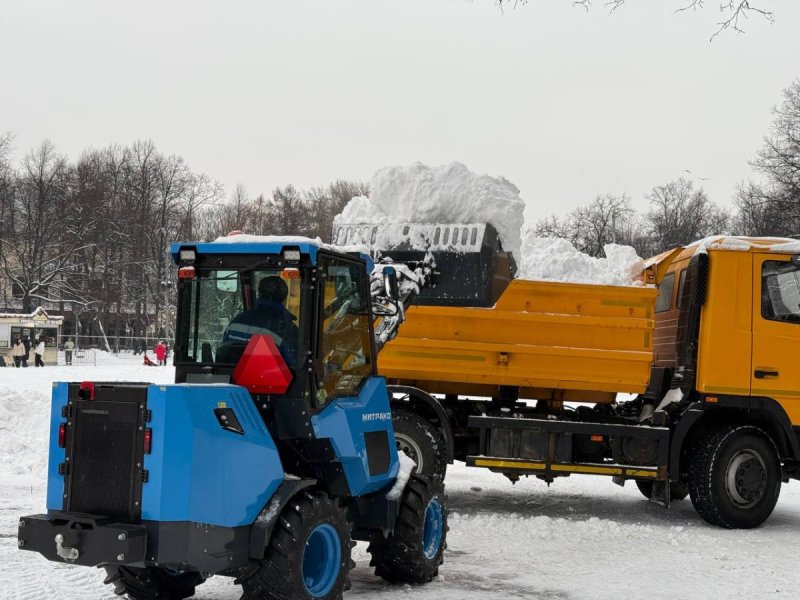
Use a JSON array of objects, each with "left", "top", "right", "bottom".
[
  {"left": 762, "top": 260, "right": 800, "bottom": 324},
  {"left": 655, "top": 272, "right": 675, "bottom": 313},
  {"left": 676, "top": 269, "right": 687, "bottom": 308},
  {"left": 317, "top": 255, "right": 374, "bottom": 406}
]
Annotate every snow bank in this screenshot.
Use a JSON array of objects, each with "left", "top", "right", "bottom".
[
  {"left": 336, "top": 162, "right": 526, "bottom": 259},
  {"left": 0, "top": 384, "right": 50, "bottom": 481},
  {"left": 518, "top": 236, "right": 645, "bottom": 287},
  {"left": 0, "top": 363, "right": 175, "bottom": 485}
]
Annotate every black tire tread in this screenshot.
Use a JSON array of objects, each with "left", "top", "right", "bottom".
[
  {"left": 688, "top": 425, "right": 781, "bottom": 529},
  {"left": 238, "top": 491, "right": 352, "bottom": 600},
  {"left": 368, "top": 475, "right": 447, "bottom": 584},
  {"left": 103, "top": 566, "right": 203, "bottom": 600},
  {"left": 392, "top": 409, "right": 448, "bottom": 480}
]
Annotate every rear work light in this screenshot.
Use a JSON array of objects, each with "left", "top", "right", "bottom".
[
  {"left": 58, "top": 423, "right": 67, "bottom": 448},
  {"left": 282, "top": 248, "right": 301, "bottom": 262},
  {"left": 143, "top": 428, "right": 152, "bottom": 454},
  {"left": 178, "top": 248, "right": 196, "bottom": 262}
]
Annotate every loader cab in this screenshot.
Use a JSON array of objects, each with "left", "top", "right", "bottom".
[{"left": 170, "top": 239, "right": 378, "bottom": 413}]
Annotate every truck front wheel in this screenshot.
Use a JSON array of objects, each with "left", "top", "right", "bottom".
[
  {"left": 239, "top": 491, "right": 352, "bottom": 600},
  {"left": 688, "top": 425, "right": 781, "bottom": 529},
  {"left": 103, "top": 566, "right": 204, "bottom": 600},
  {"left": 392, "top": 409, "right": 448, "bottom": 480}
]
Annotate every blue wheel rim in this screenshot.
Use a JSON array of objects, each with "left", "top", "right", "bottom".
[
  {"left": 422, "top": 498, "right": 443, "bottom": 560},
  {"left": 302, "top": 523, "right": 341, "bottom": 597}
]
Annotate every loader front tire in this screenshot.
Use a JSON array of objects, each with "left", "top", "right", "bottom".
[
  {"left": 392, "top": 409, "right": 448, "bottom": 480},
  {"left": 239, "top": 491, "right": 352, "bottom": 600},
  {"left": 103, "top": 566, "right": 204, "bottom": 600},
  {"left": 368, "top": 475, "right": 447, "bottom": 584},
  {"left": 688, "top": 425, "right": 781, "bottom": 529}
]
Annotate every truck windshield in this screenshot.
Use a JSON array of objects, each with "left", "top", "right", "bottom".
[{"left": 179, "top": 268, "right": 304, "bottom": 367}]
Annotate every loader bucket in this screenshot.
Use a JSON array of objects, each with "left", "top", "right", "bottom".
[{"left": 333, "top": 222, "right": 516, "bottom": 307}]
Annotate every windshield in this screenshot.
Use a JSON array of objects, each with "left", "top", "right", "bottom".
[{"left": 179, "top": 268, "right": 304, "bottom": 368}]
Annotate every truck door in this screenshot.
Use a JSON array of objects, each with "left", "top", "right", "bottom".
[{"left": 751, "top": 253, "right": 800, "bottom": 425}]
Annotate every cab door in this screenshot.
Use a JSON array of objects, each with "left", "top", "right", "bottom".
[{"left": 751, "top": 253, "right": 800, "bottom": 425}]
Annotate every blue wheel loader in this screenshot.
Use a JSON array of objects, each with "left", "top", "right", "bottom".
[{"left": 17, "top": 237, "right": 447, "bottom": 599}]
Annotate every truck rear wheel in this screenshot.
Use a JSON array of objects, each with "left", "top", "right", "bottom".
[
  {"left": 688, "top": 425, "right": 781, "bottom": 529},
  {"left": 239, "top": 491, "right": 352, "bottom": 600},
  {"left": 635, "top": 480, "right": 689, "bottom": 501},
  {"left": 368, "top": 475, "right": 447, "bottom": 584},
  {"left": 103, "top": 566, "right": 204, "bottom": 600},
  {"left": 392, "top": 409, "right": 448, "bottom": 480}
]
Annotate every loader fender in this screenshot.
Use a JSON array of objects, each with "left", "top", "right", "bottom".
[
  {"left": 248, "top": 478, "right": 317, "bottom": 559},
  {"left": 388, "top": 385, "right": 454, "bottom": 463}
]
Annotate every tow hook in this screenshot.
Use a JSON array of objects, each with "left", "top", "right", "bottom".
[{"left": 55, "top": 534, "right": 80, "bottom": 561}]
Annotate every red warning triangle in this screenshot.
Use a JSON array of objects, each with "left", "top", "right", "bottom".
[{"left": 232, "top": 334, "right": 293, "bottom": 395}]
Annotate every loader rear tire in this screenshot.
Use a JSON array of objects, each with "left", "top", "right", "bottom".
[
  {"left": 635, "top": 480, "right": 689, "bottom": 501},
  {"left": 392, "top": 409, "right": 448, "bottom": 480},
  {"left": 103, "top": 565, "right": 204, "bottom": 600},
  {"left": 688, "top": 425, "right": 781, "bottom": 529},
  {"left": 368, "top": 475, "right": 447, "bottom": 584},
  {"left": 238, "top": 490, "right": 352, "bottom": 600}
]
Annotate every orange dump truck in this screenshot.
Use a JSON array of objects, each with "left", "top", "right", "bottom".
[{"left": 335, "top": 222, "right": 800, "bottom": 529}]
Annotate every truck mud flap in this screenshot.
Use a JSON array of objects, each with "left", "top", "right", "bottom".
[{"left": 18, "top": 512, "right": 146, "bottom": 567}]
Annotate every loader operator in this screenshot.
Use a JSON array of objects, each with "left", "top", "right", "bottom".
[{"left": 222, "top": 275, "right": 299, "bottom": 365}]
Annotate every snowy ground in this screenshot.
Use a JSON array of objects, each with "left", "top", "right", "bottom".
[{"left": 3, "top": 362, "right": 800, "bottom": 599}]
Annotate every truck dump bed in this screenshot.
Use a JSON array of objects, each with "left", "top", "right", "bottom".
[{"left": 380, "top": 278, "right": 658, "bottom": 403}]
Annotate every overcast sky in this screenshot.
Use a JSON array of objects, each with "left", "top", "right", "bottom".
[{"left": 2, "top": 0, "right": 799, "bottom": 225}]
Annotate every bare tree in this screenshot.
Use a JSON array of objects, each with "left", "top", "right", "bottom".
[
  {"left": 571, "top": 194, "right": 633, "bottom": 257},
  {"left": 0, "top": 141, "right": 95, "bottom": 312},
  {"left": 644, "top": 178, "right": 726, "bottom": 248},
  {"left": 534, "top": 194, "right": 637, "bottom": 257},
  {"left": 498, "top": 0, "right": 775, "bottom": 37}
]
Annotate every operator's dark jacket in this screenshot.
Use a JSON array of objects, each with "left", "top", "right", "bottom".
[{"left": 223, "top": 299, "right": 299, "bottom": 365}]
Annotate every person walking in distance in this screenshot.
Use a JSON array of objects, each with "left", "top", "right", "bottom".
[
  {"left": 64, "top": 338, "right": 75, "bottom": 366},
  {"left": 11, "top": 338, "right": 26, "bottom": 368},
  {"left": 34, "top": 336, "right": 46, "bottom": 367},
  {"left": 21, "top": 335, "right": 30, "bottom": 367},
  {"left": 155, "top": 340, "right": 167, "bottom": 366}
]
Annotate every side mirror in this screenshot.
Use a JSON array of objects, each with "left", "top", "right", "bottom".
[
  {"left": 792, "top": 255, "right": 800, "bottom": 268},
  {"left": 383, "top": 266, "right": 399, "bottom": 300}
]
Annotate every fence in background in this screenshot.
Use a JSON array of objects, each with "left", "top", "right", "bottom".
[
  {"left": 56, "top": 349, "right": 97, "bottom": 366},
  {"left": 51, "top": 337, "right": 174, "bottom": 366}
]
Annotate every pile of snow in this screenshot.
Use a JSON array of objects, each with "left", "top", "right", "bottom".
[
  {"left": 0, "top": 362, "right": 175, "bottom": 485},
  {"left": 335, "top": 162, "right": 526, "bottom": 259},
  {"left": 0, "top": 384, "right": 50, "bottom": 480},
  {"left": 518, "top": 236, "right": 645, "bottom": 287}
]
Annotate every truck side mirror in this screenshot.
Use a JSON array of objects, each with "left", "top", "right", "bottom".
[{"left": 383, "top": 266, "right": 399, "bottom": 300}]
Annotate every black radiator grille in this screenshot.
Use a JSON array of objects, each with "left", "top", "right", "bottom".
[{"left": 66, "top": 389, "right": 146, "bottom": 523}]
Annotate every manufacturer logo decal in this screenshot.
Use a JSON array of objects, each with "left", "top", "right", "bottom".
[{"left": 362, "top": 412, "right": 392, "bottom": 422}]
